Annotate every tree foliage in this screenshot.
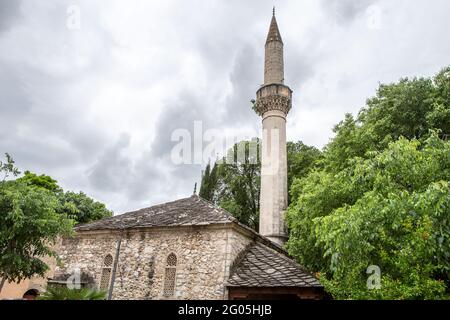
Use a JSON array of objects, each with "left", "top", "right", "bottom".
[
  {"left": 286, "top": 67, "right": 450, "bottom": 299},
  {"left": 58, "top": 191, "right": 113, "bottom": 224},
  {"left": 322, "top": 67, "right": 450, "bottom": 173},
  {"left": 17, "top": 170, "right": 112, "bottom": 224},
  {"left": 0, "top": 155, "right": 112, "bottom": 293},
  {"left": 199, "top": 161, "right": 218, "bottom": 201},
  {"left": 287, "top": 141, "right": 322, "bottom": 201},
  {"left": 17, "top": 171, "right": 62, "bottom": 193},
  {"left": 0, "top": 155, "right": 74, "bottom": 292},
  {"left": 200, "top": 140, "right": 261, "bottom": 230}
]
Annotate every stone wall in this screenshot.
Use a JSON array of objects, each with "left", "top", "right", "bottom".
[{"left": 54, "top": 224, "right": 253, "bottom": 300}]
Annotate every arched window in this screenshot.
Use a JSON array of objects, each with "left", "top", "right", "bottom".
[
  {"left": 99, "top": 254, "right": 113, "bottom": 291},
  {"left": 163, "top": 253, "right": 177, "bottom": 297}
]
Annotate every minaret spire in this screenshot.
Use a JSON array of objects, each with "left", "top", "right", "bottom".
[
  {"left": 254, "top": 10, "right": 293, "bottom": 246},
  {"left": 264, "top": 10, "right": 284, "bottom": 84},
  {"left": 265, "top": 10, "right": 283, "bottom": 45}
]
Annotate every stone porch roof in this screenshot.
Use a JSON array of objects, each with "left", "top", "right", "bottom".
[{"left": 227, "top": 242, "right": 322, "bottom": 288}]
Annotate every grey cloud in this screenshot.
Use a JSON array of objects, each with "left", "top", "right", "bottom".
[
  {"left": 1, "top": 134, "right": 79, "bottom": 170},
  {"left": 168, "top": 163, "right": 202, "bottom": 194},
  {"left": 87, "top": 133, "right": 132, "bottom": 192},
  {"left": 0, "top": 64, "right": 32, "bottom": 119},
  {"left": 286, "top": 47, "right": 316, "bottom": 94},
  {"left": 86, "top": 94, "right": 203, "bottom": 203},
  {"left": 87, "top": 134, "right": 169, "bottom": 207},
  {"left": 0, "top": 0, "right": 22, "bottom": 32},
  {"left": 148, "top": 91, "right": 213, "bottom": 199},
  {"left": 322, "top": 0, "right": 377, "bottom": 24},
  {"left": 222, "top": 44, "right": 261, "bottom": 127},
  {"left": 0, "top": 1, "right": 117, "bottom": 172},
  {"left": 0, "top": 61, "right": 109, "bottom": 170},
  {"left": 151, "top": 91, "right": 216, "bottom": 158},
  {"left": 125, "top": 156, "right": 165, "bottom": 202}
]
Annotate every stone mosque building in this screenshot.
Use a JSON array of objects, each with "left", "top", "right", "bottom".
[{"left": 49, "top": 11, "right": 324, "bottom": 300}]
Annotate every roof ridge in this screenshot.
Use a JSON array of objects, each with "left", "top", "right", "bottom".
[
  {"left": 75, "top": 195, "right": 236, "bottom": 231},
  {"left": 75, "top": 195, "right": 197, "bottom": 229},
  {"left": 192, "top": 194, "right": 236, "bottom": 220}
]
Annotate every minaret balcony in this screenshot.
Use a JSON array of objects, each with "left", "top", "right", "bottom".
[{"left": 254, "top": 83, "right": 292, "bottom": 117}]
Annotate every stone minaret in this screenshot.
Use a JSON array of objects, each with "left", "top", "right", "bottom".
[{"left": 254, "top": 9, "right": 292, "bottom": 246}]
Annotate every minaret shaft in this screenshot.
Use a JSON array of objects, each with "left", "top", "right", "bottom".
[
  {"left": 264, "top": 41, "right": 284, "bottom": 84},
  {"left": 254, "top": 12, "right": 292, "bottom": 246},
  {"left": 259, "top": 110, "right": 288, "bottom": 245}
]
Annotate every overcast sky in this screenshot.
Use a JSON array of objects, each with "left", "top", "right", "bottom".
[{"left": 1, "top": 0, "right": 449, "bottom": 214}]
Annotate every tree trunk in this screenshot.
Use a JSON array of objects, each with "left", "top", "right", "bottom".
[{"left": 0, "top": 277, "right": 6, "bottom": 295}]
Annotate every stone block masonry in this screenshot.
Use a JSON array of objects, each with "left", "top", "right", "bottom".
[{"left": 55, "top": 225, "right": 252, "bottom": 300}]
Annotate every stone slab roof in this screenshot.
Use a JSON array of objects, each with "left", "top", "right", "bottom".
[
  {"left": 227, "top": 242, "right": 322, "bottom": 288},
  {"left": 75, "top": 195, "right": 235, "bottom": 231}
]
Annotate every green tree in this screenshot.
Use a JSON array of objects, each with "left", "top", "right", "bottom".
[
  {"left": 199, "top": 161, "right": 218, "bottom": 201},
  {"left": 17, "top": 170, "right": 112, "bottom": 224},
  {"left": 199, "top": 162, "right": 212, "bottom": 199},
  {"left": 286, "top": 67, "right": 450, "bottom": 299},
  {"left": 17, "top": 171, "right": 62, "bottom": 193},
  {"left": 314, "top": 135, "right": 450, "bottom": 299},
  {"left": 0, "top": 155, "right": 74, "bottom": 294},
  {"left": 216, "top": 140, "right": 261, "bottom": 230},
  {"left": 287, "top": 141, "right": 322, "bottom": 202},
  {"left": 322, "top": 67, "right": 450, "bottom": 173},
  {"left": 59, "top": 191, "right": 113, "bottom": 224}
]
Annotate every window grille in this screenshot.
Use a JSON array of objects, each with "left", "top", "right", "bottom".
[
  {"left": 99, "top": 254, "right": 114, "bottom": 291},
  {"left": 166, "top": 253, "right": 177, "bottom": 267},
  {"left": 163, "top": 253, "right": 177, "bottom": 297},
  {"left": 104, "top": 254, "right": 113, "bottom": 267}
]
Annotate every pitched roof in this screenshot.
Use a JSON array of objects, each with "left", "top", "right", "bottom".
[
  {"left": 266, "top": 14, "right": 283, "bottom": 44},
  {"left": 75, "top": 195, "right": 235, "bottom": 231},
  {"left": 227, "top": 242, "right": 322, "bottom": 288}
]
